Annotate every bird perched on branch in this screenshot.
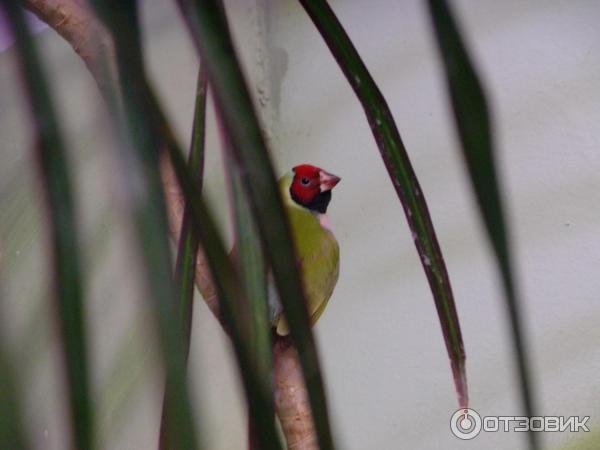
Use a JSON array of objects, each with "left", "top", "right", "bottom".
[{"left": 270, "top": 164, "right": 341, "bottom": 335}]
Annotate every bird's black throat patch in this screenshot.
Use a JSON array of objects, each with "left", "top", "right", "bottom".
[{"left": 291, "top": 189, "right": 332, "bottom": 213}]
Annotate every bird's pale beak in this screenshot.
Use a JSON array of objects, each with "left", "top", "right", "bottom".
[{"left": 319, "top": 170, "right": 341, "bottom": 192}]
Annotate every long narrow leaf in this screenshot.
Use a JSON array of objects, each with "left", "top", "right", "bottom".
[
  {"left": 0, "top": 241, "right": 28, "bottom": 449},
  {"left": 225, "top": 142, "right": 273, "bottom": 450},
  {"left": 176, "top": 69, "right": 208, "bottom": 356},
  {"left": 0, "top": 349, "right": 27, "bottom": 449},
  {"left": 228, "top": 154, "right": 271, "bottom": 391},
  {"left": 159, "top": 67, "right": 208, "bottom": 450},
  {"left": 154, "top": 99, "right": 283, "bottom": 450},
  {"left": 90, "top": 2, "right": 282, "bottom": 446},
  {"left": 0, "top": 347, "right": 27, "bottom": 448},
  {"left": 2, "top": 2, "right": 93, "bottom": 447},
  {"left": 88, "top": 3, "right": 199, "bottom": 450},
  {"left": 427, "top": 1, "right": 538, "bottom": 448},
  {"left": 149, "top": 83, "right": 284, "bottom": 449},
  {"left": 0, "top": 313, "right": 29, "bottom": 450},
  {"left": 174, "top": 2, "right": 336, "bottom": 449},
  {"left": 298, "top": 0, "right": 468, "bottom": 408}
]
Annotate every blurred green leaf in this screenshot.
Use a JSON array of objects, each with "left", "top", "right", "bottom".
[
  {"left": 299, "top": 0, "right": 468, "bottom": 407},
  {"left": 0, "top": 342, "right": 29, "bottom": 449},
  {"left": 427, "top": 0, "right": 538, "bottom": 448},
  {"left": 176, "top": 69, "right": 209, "bottom": 356},
  {"left": 2, "top": 1, "right": 92, "bottom": 447},
  {"left": 89, "top": 2, "right": 199, "bottom": 449},
  {"left": 227, "top": 152, "right": 271, "bottom": 386},
  {"left": 159, "top": 68, "right": 208, "bottom": 450},
  {"left": 91, "top": 2, "right": 282, "bottom": 447},
  {"left": 225, "top": 140, "right": 273, "bottom": 450},
  {"left": 97, "top": 317, "right": 150, "bottom": 448},
  {"left": 175, "top": 1, "right": 336, "bottom": 448},
  {"left": 155, "top": 98, "right": 284, "bottom": 450}
]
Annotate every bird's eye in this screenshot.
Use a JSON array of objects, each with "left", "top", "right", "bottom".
[{"left": 301, "top": 177, "right": 310, "bottom": 186}]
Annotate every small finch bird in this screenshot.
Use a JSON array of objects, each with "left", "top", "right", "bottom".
[{"left": 269, "top": 164, "right": 341, "bottom": 335}]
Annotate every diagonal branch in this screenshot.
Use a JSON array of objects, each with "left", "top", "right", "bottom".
[
  {"left": 24, "top": 0, "right": 115, "bottom": 94},
  {"left": 23, "top": 1, "right": 319, "bottom": 448}
]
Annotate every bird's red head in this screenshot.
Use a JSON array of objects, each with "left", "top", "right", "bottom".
[{"left": 290, "top": 164, "right": 341, "bottom": 213}]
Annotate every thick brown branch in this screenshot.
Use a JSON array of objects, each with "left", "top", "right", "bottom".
[
  {"left": 274, "top": 339, "right": 317, "bottom": 450},
  {"left": 24, "top": 2, "right": 318, "bottom": 448},
  {"left": 24, "top": 0, "right": 115, "bottom": 95}
]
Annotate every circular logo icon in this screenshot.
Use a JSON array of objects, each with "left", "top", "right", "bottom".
[{"left": 450, "top": 408, "right": 482, "bottom": 440}]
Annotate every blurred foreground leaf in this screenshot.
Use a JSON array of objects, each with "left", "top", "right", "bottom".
[
  {"left": 225, "top": 140, "right": 273, "bottom": 450},
  {"left": 0, "top": 341, "right": 29, "bottom": 449},
  {"left": 159, "top": 68, "right": 208, "bottom": 450},
  {"left": 89, "top": 2, "right": 199, "bottom": 449},
  {"left": 92, "top": 1, "right": 283, "bottom": 447},
  {"left": 427, "top": 1, "right": 537, "bottom": 448},
  {"left": 176, "top": 68, "right": 209, "bottom": 357},
  {"left": 2, "top": 1, "right": 92, "bottom": 447},
  {"left": 156, "top": 100, "right": 284, "bottom": 450}
]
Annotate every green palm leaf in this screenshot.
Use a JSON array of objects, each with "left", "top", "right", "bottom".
[
  {"left": 427, "top": 1, "right": 538, "bottom": 448},
  {"left": 89, "top": 2, "right": 200, "bottom": 449},
  {"left": 2, "top": 2, "right": 92, "bottom": 447},
  {"left": 299, "top": 0, "right": 468, "bottom": 408},
  {"left": 0, "top": 342, "right": 29, "bottom": 449},
  {"left": 159, "top": 68, "right": 208, "bottom": 450}
]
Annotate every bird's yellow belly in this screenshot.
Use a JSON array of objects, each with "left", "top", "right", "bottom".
[{"left": 275, "top": 206, "right": 340, "bottom": 335}]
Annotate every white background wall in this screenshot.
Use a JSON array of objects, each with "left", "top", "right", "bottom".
[{"left": 1, "top": 1, "right": 599, "bottom": 449}]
